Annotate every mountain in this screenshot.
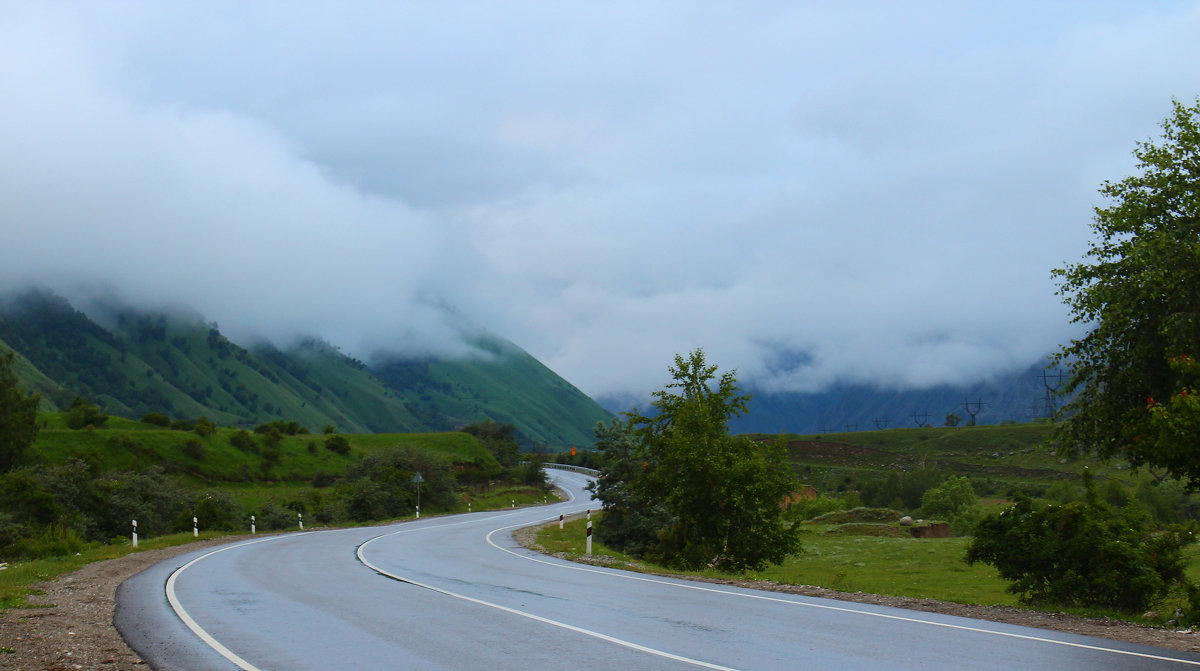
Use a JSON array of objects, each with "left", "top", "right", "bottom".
[
  {"left": 0, "top": 288, "right": 611, "bottom": 448},
  {"left": 597, "top": 363, "right": 1065, "bottom": 435},
  {"left": 727, "top": 362, "right": 1064, "bottom": 435}
]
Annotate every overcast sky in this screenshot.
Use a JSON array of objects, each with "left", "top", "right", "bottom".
[{"left": 3, "top": 2, "right": 1199, "bottom": 400}]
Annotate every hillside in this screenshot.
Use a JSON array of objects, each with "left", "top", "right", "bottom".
[
  {"left": 0, "top": 288, "right": 611, "bottom": 448},
  {"left": 763, "top": 422, "right": 1125, "bottom": 499}
]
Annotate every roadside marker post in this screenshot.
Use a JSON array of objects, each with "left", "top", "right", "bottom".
[
  {"left": 298, "top": 513, "right": 304, "bottom": 530},
  {"left": 193, "top": 516, "right": 198, "bottom": 537},
  {"left": 132, "top": 520, "right": 138, "bottom": 548},
  {"left": 250, "top": 515, "right": 256, "bottom": 535},
  {"left": 559, "top": 514, "right": 564, "bottom": 529},
  {"left": 586, "top": 520, "right": 593, "bottom": 555}
]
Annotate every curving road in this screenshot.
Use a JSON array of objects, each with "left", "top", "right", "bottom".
[{"left": 117, "top": 470, "right": 1200, "bottom": 670}]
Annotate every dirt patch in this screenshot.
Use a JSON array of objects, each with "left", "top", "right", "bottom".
[
  {"left": 0, "top": 537, "right": 249, "bottom": 670},
  {"left": 519, "top": 517, "right": 1200, "bottom": 656}
]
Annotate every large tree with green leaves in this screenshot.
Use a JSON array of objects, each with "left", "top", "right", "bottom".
[
  {"left": 1052, "top": 98, "right": 1200, "bottom": 485},
  {"left": 0, "top": 350, "right": 41, "bottom": 472},
  {"left": 623, "top": 349, "right": 802, "bottom": 572}
]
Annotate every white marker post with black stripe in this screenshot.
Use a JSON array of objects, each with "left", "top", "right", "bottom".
[
  {"left": 132, "top": 519, "right": 138, "bottom": 548},
  {"left": 193, "top": 516, "right": 198, "bottom": 537},
  {"left": 586, "top": 520, "right": 593, "bottom": 555},
  {"left": 250, "top": 515, "right": 256, "bottom": 535},
  {"left": 559, "top": 513, "right": 564, "bottom": 529}
]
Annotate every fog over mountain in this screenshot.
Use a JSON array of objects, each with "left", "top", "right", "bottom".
[{"left": 3, "top": 3, "right": 1200, "bottom": 401}]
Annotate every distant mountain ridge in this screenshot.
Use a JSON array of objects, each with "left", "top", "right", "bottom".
[
  {"left": 727, "top": 363, "right": 1062, "bottom": 435},
  {"left": 0, "top": 288, "right": 611, "bottom": 449},
  {"left": 599, "top": 363, "right": 1064, "bottom": 435}
]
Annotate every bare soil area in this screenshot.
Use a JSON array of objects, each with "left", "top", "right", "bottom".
[
  {"left": 1, "top": 529, "right": 1197, "bottom": 670},
  {"left": 0, "top": 537, "right": 246, "bottom": 671}
]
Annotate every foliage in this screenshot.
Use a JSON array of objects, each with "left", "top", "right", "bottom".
[
  {"left": 966, "top": 472, "right": 1195, "bottom": 613},
  {"left": 919, "top": 475, "right": 980, "bottom": 535},
  {"left": 324, "top": 434, "right": 351, "bottom": 455},
  {"left": 859, "top": 469, "right": 946, "bottom": 511},
  {"left": 462, "top": 419, "right": 521, "bottom": 467},
  {"left": 193, "top": 416, "right": 217, "bottom": 438},
  {"left": 339, "top": 445, "right": 456, "bottom": 521},
  {"left": 621, "top": 349, "right": 802, "bottom": 572},
  {"left": 65, "top": 396, "right": 108, "bottom": 430},
  {"left": 0, "top": 351, "right": 40, "bottom": 472},
  {"left": 587, "top": 418, "right": 672, "bottom": 556},
  {"left": 1052, "top": 99, "right": 1200, "bottom": 485},
  {"left": 190, "top": 489, "right": 242, "bottom": 531},
  {"left": 140, "top": 411, "right": 170, "bottom": 426}
]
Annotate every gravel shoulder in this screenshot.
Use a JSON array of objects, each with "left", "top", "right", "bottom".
[{"left": 2, "top": 526, "right": 1198, "bottom": 670}]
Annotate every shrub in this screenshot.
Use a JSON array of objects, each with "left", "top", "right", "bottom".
[
  {"left": 141, "top": 412, "right": 170, "bottom": 427},
  {"left": 190, "top": 489, "right": 241, "bottom": 531},
  {"left": 229, "top": 430, "right": 258, "bottom": 453},
  {"left": 325, "top": 435, "right": 351, "bottom": 455},
  {"left": 193, "top": 416, "right": 217, "bottom": 438},
  {"left": 254, "top": 501, "right": 297, "bottom": 531},
  {"left": 966, "top": 473, "right": 1194, "bottom": 613},
  {"left": 65, "top": 397, "right": 108, "bottom": 430},
  {"left": 919, "top": 476, "right": 980, "bottom": 535},
  {"left": 182, "top": 440, "right": 206, "bottom": 461},
  {"left": 3, "top": 524, "right": 85, "bottom": 559}
]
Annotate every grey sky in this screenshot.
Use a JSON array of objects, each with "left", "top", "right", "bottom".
[{"left": 3, "top": 2, "right": 1199, "bottom": 398}]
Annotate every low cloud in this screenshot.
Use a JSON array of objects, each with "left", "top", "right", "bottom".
[{"left": 3, "top": 3, "right": 1199, "bottom": 399}]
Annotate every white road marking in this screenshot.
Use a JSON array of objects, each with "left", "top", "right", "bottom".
[
  {"left": 356, "top": 529, "right": 739, "bottom": 671},
  {"left": 483, "top": 482, "right": 1200, "bottom": 669},
  {"left": 165, "top": 535, "right": 295, "bottom": 671}
]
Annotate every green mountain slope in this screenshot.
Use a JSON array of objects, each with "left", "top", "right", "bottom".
[{"left": 0, "top": 289, "right": 611, "bottom": 448}]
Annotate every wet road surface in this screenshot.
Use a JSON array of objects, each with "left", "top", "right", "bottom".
[{"left": 117, "top": 469, "right": 1200, "bottom": 670}]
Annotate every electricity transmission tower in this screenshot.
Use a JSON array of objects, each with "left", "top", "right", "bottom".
[
  {"left": 911, "top": 411, "right": 930, "bottom": 428},
  {"left": 874, "top": 416, "right": 889, "bottom": 430},
  {"left": 1041, "top": 369, "right": 1065, "bottom": 419},
  {"left": 963, "top": 398, "right": 987, "bottom": 426}
]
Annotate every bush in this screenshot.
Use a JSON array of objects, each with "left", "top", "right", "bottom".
[
  {"left": 919, "top": 476, "right": 980, "bottom": 535},
  {"left": 190, "top": 489, "right": 241, "bottom": 531},
  {"left": 325, "top": 435, "right": 351, "bottom": 455},
  {"left": 193, "top": 416, "right": 217, "bottom": 438},
  {"left": 966, "top": 473, "right": 1194, "bottom": 613},
  {"left": 141, "top": 412, "right": 170, "bottom": 427},
  {"left": 230, "top": 430, "right": 258, "bottom": 453},
  {"left": 254, "top": 501, "right": 297, "bottom": 531},
  {"left": 182, "top": 440, "right": 206, "bottom": 461},
  {"left": 65, "top": 397, "right": 108, "bottom": 430},
  {"left": 3, "top": 524, "right": 85, "bottom": 559}
]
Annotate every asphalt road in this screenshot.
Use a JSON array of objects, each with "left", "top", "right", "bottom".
[{"left": 117, "top": 469, "right": 1200, "bottom": 670}]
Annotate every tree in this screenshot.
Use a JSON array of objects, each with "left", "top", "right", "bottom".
[
  {"left": 587, "top": 418, "right": 672, "bottom": 557},
  {"left": 1052, "top": 99, "right": 1200, "bottom": 485},
  {"left": 919, "top": 475, "right": 980, "bottom": 535},
  {"left": 626, "top": 349, "right": 802, "bottom": 571},
  {"left": 0, "top": 351, "right": 41, "bottom": 472}
]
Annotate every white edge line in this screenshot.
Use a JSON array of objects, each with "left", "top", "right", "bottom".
[
  {"left": 485, "top": 480, "right": 1200, "bottom": 669},
  {"left": 165, "top": 535, "right": 296, "bottom": 671},
  {"left": 356, "top": 495, "right": 739, "bottom": 670}
]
